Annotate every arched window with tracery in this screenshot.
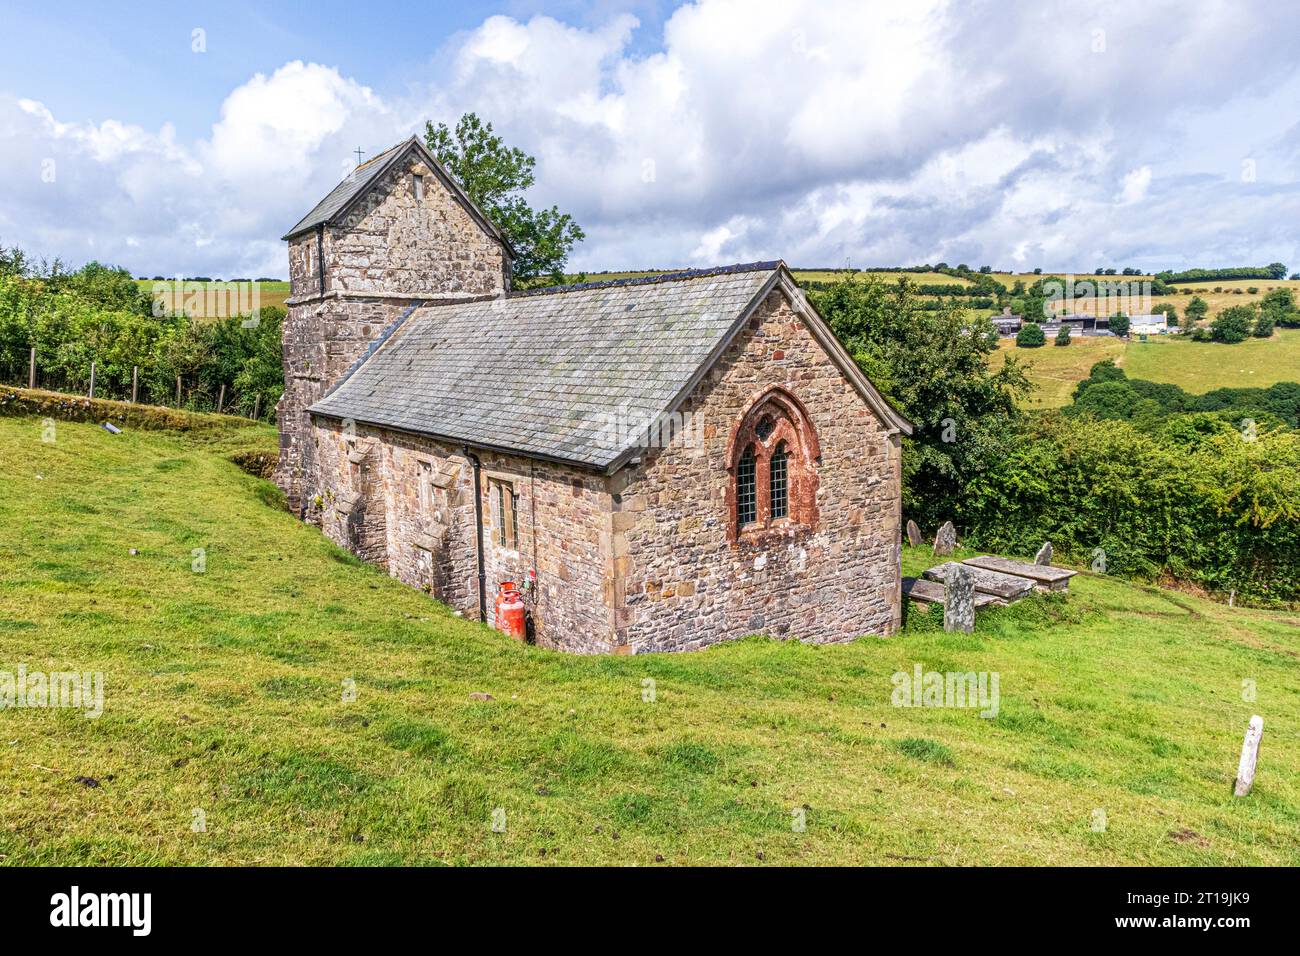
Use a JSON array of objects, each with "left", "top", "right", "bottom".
[{"left": 726, "top": 387, "right": 820, "bottom": 541}]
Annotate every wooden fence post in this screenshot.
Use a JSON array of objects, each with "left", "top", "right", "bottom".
[
  {"left": 175, "top": 375, "right": 182, "bottom": 407},
  {"left": 217, "top": 383, "right": 225, "bottom": 414},
  {"left": 88, "top": 361, "right": 96, "bottom": 399},
  {"left": 131, "top": 366, "right": 138, "bottom": 403},
  {"left": 28, "top": 348, "right": 36, "bottom": 389},
  {"left": 252, "top": 394, "right": 261, "bottom": 421}
]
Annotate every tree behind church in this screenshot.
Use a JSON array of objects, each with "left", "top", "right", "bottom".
[
  {"left": 810, "top": 276, "right": 1031, "bottom": 526},
  {"left": 425, "top": 113, "right": 585, "bottom": 284}
]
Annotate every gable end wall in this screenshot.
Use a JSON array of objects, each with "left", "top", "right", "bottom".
[{"left": 611, "top": 288, "right": 903, "bottom": 653}]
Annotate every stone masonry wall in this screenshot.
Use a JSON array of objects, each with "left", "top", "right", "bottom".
[
  {"left": 329, "top": 157, "right": 508, "bottom": 297},
  {"left": 275, "top": 295, "right": 416, "bottom": 513},
  {"left": 308, "top": 417, "right": 616, "bottom": 653},
  {"left": 612, "top": 288, "right": 903, "bottom": 653}
]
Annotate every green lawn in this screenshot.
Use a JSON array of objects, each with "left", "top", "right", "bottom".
[{"left": 1, "top": 415, "right": 1297, "bottom": 865}]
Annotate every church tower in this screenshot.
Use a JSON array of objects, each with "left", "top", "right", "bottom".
[{"left": 274, "top": 137, "right": 513, "bottom": 513}]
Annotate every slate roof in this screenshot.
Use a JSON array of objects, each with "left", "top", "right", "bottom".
[
  {"left": 281, "top": 137, "right": 514, "bottom": 255},
  {"left": 309, "top": 262, "right": 910, "bottom": 471}
]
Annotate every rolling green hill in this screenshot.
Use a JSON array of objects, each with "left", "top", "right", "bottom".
[{"left": 1, "top": 415, "right": 1296, "bottom": 865}]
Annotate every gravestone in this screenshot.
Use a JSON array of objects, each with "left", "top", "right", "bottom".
[
  {"left": 933, "top": 521, "right": 956, "bottom": 556},
  {"left": 1233, "top": 715, "right": 1263, "bottom": 797},
  {"left": 1034, "top": 541, "right": 1053, "bottom": 565},
  {"left": 943, "top": 564, "right": 975, "bottom": 634},
  {"left": 906, "top": 519, "right": 922, "bottom": 547}
]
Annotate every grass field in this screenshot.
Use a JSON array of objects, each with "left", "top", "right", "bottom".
[
  {"left": 1123, "top": 329, "right": 1300, "bottom": 393},
  {"left": 136, "top": 279, "right": 291, "bottom": 315},
  {"left": 1, "top": 414, "right": 1297, "bottom": 865},
  {"left": 991, "top": 336, "right": 1128, "bottom": 408},
  {"left": 792, "top": 270, "right": 974, "bottom": 286},
  {"left": 1149, "top": 280, "right": 1300, "bottom": 320},
  {"left": 133, "top": 271, "right": 1300, "bottom": 328},
  {"left": 991, "top": 329, "right": 1300, "bottom": 407}
]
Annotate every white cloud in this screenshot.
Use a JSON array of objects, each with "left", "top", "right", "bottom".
[
  {"left": 2, "top": 0, "right": 1300, "bottom": 278},
  {"left": 1121, "top": 166, "right": 1152, "bottom": 205}
]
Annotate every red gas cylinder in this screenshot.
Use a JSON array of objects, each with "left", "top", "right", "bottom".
[
  {"left": 494, "top": 580, "right": 516, "bottom": 631},
  {"left": 497, "top": 584, "right": 526, "bottom": 642}
]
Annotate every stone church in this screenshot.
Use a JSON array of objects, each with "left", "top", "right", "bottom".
[{"left": 275, "top": 136, "right": 910, "bottom": 653}]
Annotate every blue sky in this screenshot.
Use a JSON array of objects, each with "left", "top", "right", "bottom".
[
  {"left": 0, "top": 1, "right": 670, "bottom": 141},
  {"left": 2, "top": 0, "right": 1298, "bottom": 278}
]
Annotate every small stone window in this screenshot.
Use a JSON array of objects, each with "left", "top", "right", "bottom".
[
  {"left": 736, "top": 447, "right": 757, "bottom": 526},
  {"left": 490, "top": 478, "right": 518, "bottom": 550},
  {"left": 418, "top": 459, "right": 433, "bottom": 513},
  {"left": 726, "top": 387, "right": 820, "bottom": 541},
  {"left": 412, "top": 173, "right": 424, "bottom": 201},
  {"left": 345, "top": 437, "right": 359, "bottom": 480}
]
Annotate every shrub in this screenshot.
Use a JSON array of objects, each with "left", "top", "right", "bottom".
[
  {"left": 1260, "top": 288, "right": 1299, "bottom": 327},
  {"left": 960, "top": 414, "right": 1300, "bottom": 603},
  {"left": 1016, "top": 323, "right": 1045, "bottom": 347},
  {"left": 0, "top": 268, "right": 283, "bottom": 419},
  {"left": 1211, "top": 305, "right": 1257, "bottom": 343},
  {"left": 810, "top": 275, "right": 1029, "bottom": 528},
  {"left": 1054, "top": 326, "right": 1071, "bottom": 346}
]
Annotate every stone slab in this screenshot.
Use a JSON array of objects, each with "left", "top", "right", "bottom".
[
  {"left": 904, "top": 577, "right": 1002, "bottom": 608},
  {"left": 962, "top": 555, "right": 1077, "bottom": 591},
  {"left": 924, "top": 561, "right": 1035, "bottom": 600}
]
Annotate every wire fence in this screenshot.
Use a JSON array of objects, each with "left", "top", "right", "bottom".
[{"left": 5, "top": 348, "right": 273, "bottom": 421}]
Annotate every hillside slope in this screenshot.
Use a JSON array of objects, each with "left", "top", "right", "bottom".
[
  {"left": 991, "top": 328, "right": 1300, "bottom": 407},
  {"left": 0, "top": 416, "right": 1296, "bottom": 865}
]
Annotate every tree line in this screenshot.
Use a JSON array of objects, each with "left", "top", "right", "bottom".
[{"left": 1156, "top": 264, "right": 1289, "bottom": 283}]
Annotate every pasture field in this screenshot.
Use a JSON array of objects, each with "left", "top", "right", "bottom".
[
  {"left": 568, "top": 269, "right": 975, "bottom": 286},
  {"left": 991, "top": 328, "right": 1300, "bottom": 407},
  {"left": 136, "top": 279, "right": 291, "bottom": 315},
  {"left": 1, "top": 413, "right": 1296, "bottom": 865},
  {"left": 1123, "top": 328, "right": 1300, "bottom": 394},
  {"left": 793, "top": 270, "right": 974, "bottom": 286},
  {"left": 990, "top": 336, "right": 1127, "bottom": 408},
  {"left": 1147, "top": 280, "right": 1300, "bottom": 319}
]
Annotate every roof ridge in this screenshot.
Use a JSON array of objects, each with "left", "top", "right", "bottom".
[{"left": 512, "top": 261, "right": 783, "bottom": 298}]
